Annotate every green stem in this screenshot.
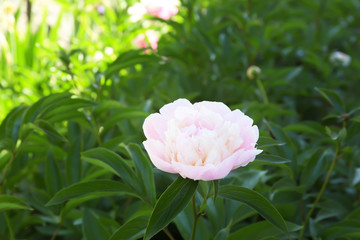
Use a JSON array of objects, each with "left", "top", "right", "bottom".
[
  {"left": 299, "top": 145, "right": 339, "bottom": 238},
  {"left": 256, "top": 78, "right": 269, "bottom": 104},
  {"left": 163, "top": 227, "right": 175, "bottom": 240},
  {"left": 191, "top": 194, "right": 199, "bottom": 240},
  {"left": 4, "top": 211, "right": 15, "bottom": 240},
  {"left": 0, "top": 152, "right": 16, "bottom": 187}
]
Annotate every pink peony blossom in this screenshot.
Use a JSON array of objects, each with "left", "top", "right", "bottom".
[
  {"left": 143, "top": 99, "right": 262, "bottom": 181},
  {"left": 142, "top": 0, "right": 178, "bottom": 20},
  {"left": 133, "top": 30, "right": 159, "bottom": 50},
  {"left": 128, "top": 0, "right": 178, "bottom": 21}
]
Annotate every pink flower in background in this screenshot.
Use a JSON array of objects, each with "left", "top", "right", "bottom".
[
  {"left": 143, "top": 99, "right": 262, "bottom": 181},
  {"left": 133, "top": 30, "right": 159, "bottom": 50},
  {"left": 142, "top": 0, "right": 178, "bottom": 20},
  {"left": 128, "top": 0, "right": 178, "bottom": 21}
]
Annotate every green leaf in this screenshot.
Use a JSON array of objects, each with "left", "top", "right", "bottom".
[
  {"left": 82, "top": 148, "right": 140, "bottom": 192},
  {"left": 46, "top": 180, "right": 139, "bottom": 206},
  {"left": 127, "top": 143, "right": 156, "bottom": 206},
  {"left": 144, "top": 176, "right": 198, "bottom": 240},
  {"left": 255, "top": 154, "right": 290, "bottom": 164},
  {"left": 213, "top": 180, "right": 219, "bottom": 201},
  {"left": 257, "top": 136, "right": 285, "bottom": 148},
  {"left": 228, "top": 221, "right": 301, "bottom": 240},
  {"left": 66, "top": 136, "right": 82, "bottom": 185},
  {"left": 83, "top": 208, "right": 111, "bottom": 240},
  {"left": 219, "top": 185, "right": 287, "bottom": 232},
  {"left": 0, "top": 138, "right": 15, "bottom": 151},
  {"left": 0, "top": 195, "right": 33, "bottom": 211},
  {"left": 103, "top": 109, "right": 148, "bottom": 129},
  {"left": 45, "top": 151, "right": 63, "bottom": 195},
  {"left": 105, "top": 50, "right": 159, "bottom": 78},
  {"left": 108, "top": 215, "right": 149, "bottom": 240},
  {"left": 301, "top": 149, "right": 328, "bottom": 190},
  {"left": 315, "top": 87, "right": 345, "bottom": 113}
]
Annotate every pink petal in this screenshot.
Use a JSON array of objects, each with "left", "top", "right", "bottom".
[
  {"left": 159, "top": 99, "right": 192, "bottom": 118},
  {"left": 231, "top": 149, "right": 263, "bottom": 169},
  {"left": 143, "top": 140, "right": 176, "bottom": 173},
  {"left": 143, "top": 113, "right": 167, "bottom": 141},
  {"left": 194, "top": 101, "right": 231, "bottom": 115},
  {"left": 224, "top": 109, "right": 253, "bottom": 126},
  {"left": 171, "top": 156, "right": 234, "bottom": 181}
]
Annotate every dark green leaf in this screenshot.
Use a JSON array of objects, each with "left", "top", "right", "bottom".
[
  {"left": 315, "top": 87, "right": 345, "bottom": 113},
  {"left": 45, "top": 151, "right": 63, "bottom": 195},
  {"left": 256, "top": 154, "right": 290, "bottom": 164},
  {"left": 46, "top": 180, "right": 139, "bottom": 206},
  {"left": 108, "top": 215, "right": 149, "bottom": 240},
  {"left": 257, "top": 136, "right": 285, "bottom": 148},
  {"left": 127, "top": 143, "right": 156, "bottom": 205},
  {"left": 83, "top": 208, "right": 111, "bottom": 240},
  {"left": 82, "top": 148, "right": 140, "bottom": 192},
  {"left": 219, "top": 185, "right": 287, "bottom": 232},
  {"left": 66, "top": 136, "right": 82, "bottom": 185},
  {"left": 144, "top": 176, "right": 198, "bottom": 240},
  {"left": 228, "top": 221, "right": 301, "bottom": 240}
]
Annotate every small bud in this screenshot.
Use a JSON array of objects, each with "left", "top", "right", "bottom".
[
  {"left": 246, "top": 65, "right": 261, "bottom": 80},
  {"left": 329, "top": 51, "right": 351, "bottom": 67}
]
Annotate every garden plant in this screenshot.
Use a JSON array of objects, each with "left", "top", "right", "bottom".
[{"left": 0, "top": 0, "right": 360, "bottom": 239}]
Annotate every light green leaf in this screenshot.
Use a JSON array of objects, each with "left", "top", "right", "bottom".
[
  {"left": 0, "top": 195, "right": 33, "bottom": 211},
  {"left": 144, "top": 176, "right": 198, "bottom": 240}
]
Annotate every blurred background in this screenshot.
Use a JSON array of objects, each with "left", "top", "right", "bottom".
[
  {"left": 1, "top": 1, "right": 360, "bottom": 239},
  {"left": 1, "top": 0, "right": 359, "bottom": 123}
]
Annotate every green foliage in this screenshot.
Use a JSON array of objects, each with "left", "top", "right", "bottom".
[{"left": 0, "top": 0, "right": 359, "bottom": 239}]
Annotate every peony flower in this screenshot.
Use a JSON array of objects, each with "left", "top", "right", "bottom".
[
  {"left": 128, "top": 0, "right": 178, "bottom": 21},
  {"left": 133, "top": 30, "right": 159, "bottom": 50},
  {"left": 143, "top": 99, "right": 262, "bottom": 181},
  {"left": 142, "top": 0, "right": 178, "bottom": 20},
  {"left": 128, "top": 2, "right": 147, "bottom": 22},
  {"left": 329, "top": 51, "right": 351, "bottom": 67}
]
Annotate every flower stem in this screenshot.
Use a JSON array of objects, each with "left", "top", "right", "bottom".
[
  {"left": 163, "top": 227, "right": 175, "bottom": 240},
  {"left": 191, "top": 194, "right": 199, "bottom": 240},
  {"left": 255, "top": 78, "right": 269, "bottom": 104},
  {"left": 299, "top": 145, "right": 339, "bottom": 238},
  {"left": 4, "top": 211, "right": 14, "bottom": 240}
]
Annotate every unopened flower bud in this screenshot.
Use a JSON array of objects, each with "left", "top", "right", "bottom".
[
  {"left": 246, "top": 65, "right": 261, "bottom": 80},
  {"left": 329, "top": 51, "right": 351, "bottom": 67}
]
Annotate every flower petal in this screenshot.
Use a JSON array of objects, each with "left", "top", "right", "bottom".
[
  {"left": 194, "top": 101, "right": 231, "bottom": 115},
  {"left": 159, "top": 99, "right": 192, "bottom": 118},
  {"left": 143, "top": 140, "right": 176, "bottom": 173},
  {"left": 231, "top": 149, "right": 263, "bottom": 169},
  {"left": 143, "top": 113, "right": 167, "bottom": 141}
]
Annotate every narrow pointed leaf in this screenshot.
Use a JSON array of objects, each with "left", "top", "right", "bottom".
[
  {"left": 46, "top": 180, "right": 139, "bottom": 206},
  {"left": 108, "top": 215, "right": 149, "bottom": 240},
  {"left": 219, "top": 185, "right": 287, "bottom": 232},
  {"left": 83, "top": 208, "right": 111, "bottom": 240},
  {"left": 0, "top": 195, "right": 33, "bottom": 211},
  {"left": 144, "top": 176, "right": 198, "bottom": 240},
  {"left": 82, "top": 148, "right": 140, "bottom": 192},
  {"left": 127, "top": 143, "right": 156, "bottom": 205}
]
